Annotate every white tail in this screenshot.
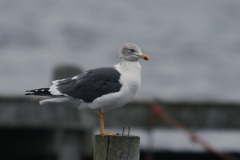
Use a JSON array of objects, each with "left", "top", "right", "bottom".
[{"left": 39, "top": 97, "right": 71, "bottom": 105}]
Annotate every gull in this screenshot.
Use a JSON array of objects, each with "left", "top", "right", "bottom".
[{"left": 26, "top": 43, "right": 149, "bottom": 135}]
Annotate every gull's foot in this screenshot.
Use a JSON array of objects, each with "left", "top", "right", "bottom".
[{"left": 100, "top": 130, "right": 118, "bottom": 135}]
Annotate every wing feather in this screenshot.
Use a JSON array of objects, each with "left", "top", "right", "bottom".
[{"left": 55, "top": 67, "right": 122, "bottom": 102}]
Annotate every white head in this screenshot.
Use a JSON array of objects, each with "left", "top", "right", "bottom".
[{"left": 118, "top": 43, "right": 149, "bottom": 62}]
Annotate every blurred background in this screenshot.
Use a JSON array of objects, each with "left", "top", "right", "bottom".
[{"left": 0, "top": 0, "right": 240, "bottom": 160}]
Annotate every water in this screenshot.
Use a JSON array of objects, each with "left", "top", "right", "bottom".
[{"left": 1, "top": 0, "right": 240, "bottom": 102}]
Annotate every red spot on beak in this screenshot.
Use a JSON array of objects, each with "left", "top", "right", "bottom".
[{"left": 139, "top": 54, "right": 149, "bottom": 61}]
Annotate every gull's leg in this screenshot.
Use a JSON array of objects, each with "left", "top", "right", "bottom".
[{"left": 99, "top": 111, "right": 117, "bottom": 135}]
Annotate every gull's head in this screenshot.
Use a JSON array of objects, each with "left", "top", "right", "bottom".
[{"left": 118, "top": 43, "right": 149, "bottom": 62}]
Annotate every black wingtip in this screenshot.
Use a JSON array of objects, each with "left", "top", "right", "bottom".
[
  {"left": 25, "top": 89, "right": 34, "bottom": 95},
  {"left": 25, "top": 88, "right": 51, "bottom": 96},
  {"left": 25, "top": 93, "right": 33, "bottom": 95}
]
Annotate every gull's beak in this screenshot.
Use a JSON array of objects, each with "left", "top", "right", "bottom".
[{"left": 138, "top": 54, "right": 149, "bottom": 61}]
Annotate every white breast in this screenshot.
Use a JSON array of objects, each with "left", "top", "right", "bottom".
[{"left": 116, "top": 61, "right": 141, "bottom": 95}]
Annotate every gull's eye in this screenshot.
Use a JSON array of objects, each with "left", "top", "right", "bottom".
[{"left": 129, "top": 49, "right": 135, "bottom": 53}]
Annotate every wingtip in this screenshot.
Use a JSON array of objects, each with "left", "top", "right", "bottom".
[
  {"left": 25, "top": 92, "right": 34, "bottom": 95},
  {"left": 25, "top": 90, "right": 31, "bottom": 95}
]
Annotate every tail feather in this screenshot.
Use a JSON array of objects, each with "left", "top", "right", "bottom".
[
  {"left": 39, "top": 97, "right": 70, "bottom": 105},
  {"left": 25, "top": 88, "right": 51, "bottom": 96},
  {"left": 39, "top": 97, "right": 81, "bottom": 107}
]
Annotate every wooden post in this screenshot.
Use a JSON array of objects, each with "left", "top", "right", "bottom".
[{"left": 94, "top": 135, "right": 140, "bottom": 160}]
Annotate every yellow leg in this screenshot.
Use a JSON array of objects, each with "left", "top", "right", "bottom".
[{"left": 99, "top": 111, "right": 117, "bottom": 135}]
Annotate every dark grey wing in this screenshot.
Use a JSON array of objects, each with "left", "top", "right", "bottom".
[{"left": 56, "top": 67, "right": 122, "bottom": 102}]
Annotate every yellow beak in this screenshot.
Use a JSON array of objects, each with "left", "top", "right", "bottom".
[{"left": 138, "top": 54, "right": 149, "bottom": 61}]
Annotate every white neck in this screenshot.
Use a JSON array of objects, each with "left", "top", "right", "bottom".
[{"left": 116, "top": 60, "right": 141, "bottom": 73}]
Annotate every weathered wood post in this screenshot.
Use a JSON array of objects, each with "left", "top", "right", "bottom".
[{"left": 94, "top": 135, "right": 140, "bottom": 160}]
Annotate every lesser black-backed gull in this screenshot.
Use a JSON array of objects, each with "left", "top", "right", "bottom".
[{"left": 25, "top": 43, "right": 149, "bottom": 135}]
